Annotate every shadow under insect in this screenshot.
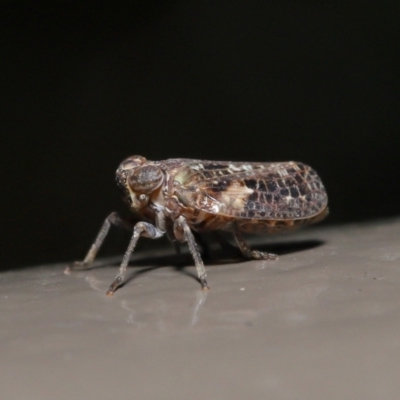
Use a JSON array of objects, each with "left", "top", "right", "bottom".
[{"left": 94, "top": 235, "right": 326, "bottom": 289}]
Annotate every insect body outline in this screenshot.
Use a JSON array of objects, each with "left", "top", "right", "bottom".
[{"left": 68, "top": 156, "right": 328, "bottom": 295}]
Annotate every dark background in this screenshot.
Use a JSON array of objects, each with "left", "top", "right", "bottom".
[{"left": 2, "top": 1, "right": 400, "bottom": 269}]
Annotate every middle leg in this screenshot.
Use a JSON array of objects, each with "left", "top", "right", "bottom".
[{"left": 174, "top": 216, "right": 209, "bottom": 290}]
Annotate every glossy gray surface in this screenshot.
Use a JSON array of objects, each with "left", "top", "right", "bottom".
[{"left": 2, "top": 219, "right": 400, "bottom": 400}]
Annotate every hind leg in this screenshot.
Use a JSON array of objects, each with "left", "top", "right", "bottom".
[{"left": 232, "top": 222, "right": 278, "bottom": 260}]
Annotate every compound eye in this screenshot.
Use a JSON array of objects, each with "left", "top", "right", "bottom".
[{"left": 128, "top": 165, "right": 163, "bottom": 193}]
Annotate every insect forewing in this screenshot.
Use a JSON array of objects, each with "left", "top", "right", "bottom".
[{"left": 175, "top": 161, "right": 327, "bottom": 220}]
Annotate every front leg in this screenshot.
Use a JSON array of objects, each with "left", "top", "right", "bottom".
[
  {"left": 174, "top": 216, "right": 209, "bottom": 290},
  {"left": 65, "top": 212, "right": 134, "bottom": 274},
  {"left": 106, "top": 221, "right": 164, "bottom": 296}
]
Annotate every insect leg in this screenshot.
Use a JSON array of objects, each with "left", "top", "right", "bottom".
[
  {"left": 170, "top": 239, "right": 182, "bottom": 256},
  {"left": 212, "top": 232, "right": 242, "bottom": 255},
  {"left": 193, "top": 231, "right": 212, "bottom": 259},
  {"left": 174, "top": 216, "right": 209, "bottom": 290},
  {"left": 232, "top": 222, "right": 278, "bottom": 260},
  {"left": 165, "top": 218, "right": 181, "bottom": 255},
  {"left": 66, "top": 212, "right": 134, "bottom": 273},
  {"left": 106, "top": 221, "right": 164, "bottom": 296}
]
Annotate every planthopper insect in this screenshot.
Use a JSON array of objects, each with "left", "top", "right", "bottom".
[{"left": 67, "top": 156, "right": 328, "bottom": 295}]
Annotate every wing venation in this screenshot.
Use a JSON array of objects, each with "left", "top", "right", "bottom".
[{"left": 174, "top": 161, "right": 327, "bottom": 220}]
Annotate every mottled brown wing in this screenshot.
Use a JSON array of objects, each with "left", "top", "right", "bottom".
[{"left": 175, "top": 161, "right": 328, "bottom": 220}]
